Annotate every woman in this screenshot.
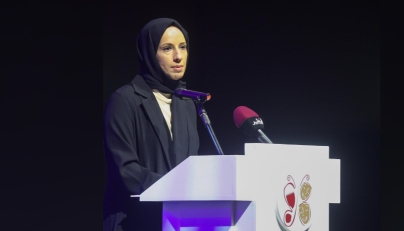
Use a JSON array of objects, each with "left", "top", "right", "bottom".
[{"left": 103, "top": 18, "right": 200, "bottom": 231}]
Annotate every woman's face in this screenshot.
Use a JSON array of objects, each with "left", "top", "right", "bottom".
[{"left": 156, "top": 26, "right": 188, "bottom": 81}]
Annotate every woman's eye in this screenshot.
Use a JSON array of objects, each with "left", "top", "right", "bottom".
[
  {"left": 162, "top": 46, "right": 172, "bottom": 51},
  {"left": 180, "top": 45, "right": 187, "bottom": 50}
]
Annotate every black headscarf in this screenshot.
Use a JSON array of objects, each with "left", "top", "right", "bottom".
[
  {"left": 136, "top": 18, "right": 198, "bottom": 168},
  {"left": 136, "top": 18, "right": 189, "bottom": 93}
]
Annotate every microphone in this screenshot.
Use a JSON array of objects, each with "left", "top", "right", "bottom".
[
  {"left": 233, "top": 106, "right": 273, "bottom": 144},
  {"left": 174, "top": 88, "right": 211, "bottom": 103}
]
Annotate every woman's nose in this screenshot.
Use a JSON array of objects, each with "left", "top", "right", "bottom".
[{"left": 173, "top": 50, "right": 182, "bottom": 62}]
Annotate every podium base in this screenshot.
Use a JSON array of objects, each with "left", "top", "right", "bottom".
[{"left": 162, "top": 201, "right": 256, "bottom": 231}]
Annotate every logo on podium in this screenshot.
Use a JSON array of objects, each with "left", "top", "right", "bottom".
[{"left": 276, "top": 174, "right": 312, "bottom": 231}]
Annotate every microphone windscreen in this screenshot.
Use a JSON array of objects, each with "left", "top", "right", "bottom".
[
  {"left": 233, "top": 106, "right": 265, "bottom": 137},
  {"left": 233, "top": 106, "right": 259, "bottom": 128}
]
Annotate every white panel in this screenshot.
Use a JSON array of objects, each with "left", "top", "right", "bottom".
[
  {"left": 245, "top": 143, "right": 329, "bottom": 160},
  {"left": 140, "top": 155, "right": 240, "bottom": 201},
  {"left": 327, "top": 159, "right": 341, "bottom": 203}
]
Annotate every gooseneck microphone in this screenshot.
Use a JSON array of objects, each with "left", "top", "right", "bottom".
[
  {"left": 175, "top": 88, "right": 224, "bottom": 155},
  {"left": 233, "top": 106, "right": 273, "bottom": 144},
  {"left": 174, "top": 88, "right": 211, "bottom": 103}
]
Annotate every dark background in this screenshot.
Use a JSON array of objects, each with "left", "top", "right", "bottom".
[
  {"left": 2, "top": 0, "right": 385, "bottom": 231},
  {"left": 103, "top": 1, "right": 380, "bottom": 231}
]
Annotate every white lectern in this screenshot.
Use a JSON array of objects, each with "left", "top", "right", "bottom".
[{"left": 137, "top": 143, "right": 340, "bottom": 231}]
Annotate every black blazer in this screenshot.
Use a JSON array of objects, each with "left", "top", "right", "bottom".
[{"left": 103, "top": 75, "right": 199, "bottom": 231}]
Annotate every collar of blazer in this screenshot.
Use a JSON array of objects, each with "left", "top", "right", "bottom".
[{"left": 130, "top": 74, "right": 153, "bottom": 98}]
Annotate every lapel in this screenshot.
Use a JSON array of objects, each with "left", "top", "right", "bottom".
[
  {"left": 130, "top": 75, "right": 172, "bottom": 170},
  {"left": 171, "top": 96, "right": 189, "bottom": 162}
]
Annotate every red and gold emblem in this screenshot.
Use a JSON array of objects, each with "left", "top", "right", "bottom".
[{"left": 276, "top": 174, "right": 312, "bottom": 231}]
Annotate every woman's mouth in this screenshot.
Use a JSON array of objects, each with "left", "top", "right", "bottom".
[{"left": 172, "top": 65, "right": 183, "bottom": 71}]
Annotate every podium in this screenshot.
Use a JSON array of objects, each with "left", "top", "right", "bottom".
[{"left": 137, "top": 143, "right": 340, "bottom": 231}]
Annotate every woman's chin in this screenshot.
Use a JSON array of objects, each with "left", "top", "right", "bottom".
[{"left": 168, "top": 74, "right": 184, "bottom": 81}]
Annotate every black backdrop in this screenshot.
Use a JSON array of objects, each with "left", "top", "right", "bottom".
[
  {"left": 103, "top": 1, "right": 380, "bottom": 231},
  {"left": 2, "top": 1, "right": 384, "bottom": 231}
]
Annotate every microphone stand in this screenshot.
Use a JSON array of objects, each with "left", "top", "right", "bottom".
[{"left": 196, "top": 102, "right": 224, "bottom": 155}]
